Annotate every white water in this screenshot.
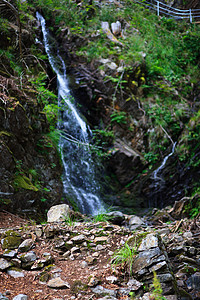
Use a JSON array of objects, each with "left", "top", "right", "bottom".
[
  {"left": 36, "top": 12, "right": 104, "bottom": 215},
  {"left": 153, "top": 142, "right": 176, "bottom": 181}
]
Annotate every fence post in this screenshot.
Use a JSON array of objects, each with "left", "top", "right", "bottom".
[
  {"left": 189, "top": 9, "right": 192, "bottom": 23},
  {"left": 157, "top": 1, "right": 160, "bottom": 16}
]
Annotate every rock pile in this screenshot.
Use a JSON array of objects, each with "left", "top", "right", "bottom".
[{"left": 0, "top": 204, "right": 199, "bottom": 299}]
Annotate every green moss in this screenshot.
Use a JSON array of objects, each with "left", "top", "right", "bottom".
[
  {"left": 2, "top": 233, "right": 21, "bottom": 250},
  {"left": 13, "top": 175, "right": 39, "bottom": 191},
  {"left": 70, "top": 280, "right": 88, "bottom": 294}
]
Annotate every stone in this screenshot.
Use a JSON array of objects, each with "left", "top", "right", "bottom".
[
  {"left": 71, "top": 234, "right": 86, "bottom": 244},
  {"left": 138, "top": 233, "right": 159, "bottom": 251},
  {"left": 12, "top": 295, "right": 28, "bottom": 300},
  {"left": 111, "top": 21, "right": 121, "bottom": 36},
  {"left": 106, "top": 211, "right": 125, "bottom": 225},
  {"left": 47, "top": 204, "right": 70, "bottom": 222},
  {"left": 47, "top": 277, "right": 70, "bottom": 289},
  {"left": 0, "top": 258, "right": 12, "bottom": 270},
  {"left": 1, "top": 233, "right": 21, "bottom": 250},
  {"left": 106, "top": 276, "right": 118, "bottom": 284},
  {"left": 81, "top": 261, "right": 88, "bottom": 268},
  {"left": 94, "top": 237, "right": 108, "bottom": 244},
  {"left": 3, "top": 250, "right": 17, "bottom": 259},
  {"left": 11, "top": 258, "right": 21, "bottom": 268},
  {"left": 0, "top": 293, "right": 9, "bottom": 300},
  {"left": 19, "top": 251, "right": 37, "bottom": 269},
  {"left": 88, "top": 275, "right": 100, "bottom": 287},
  {"left": 71, "top": 247, "right": 81, "bottom": 254},
  {"left": 183, "top": 231, "right": 193, "bottom": 239},
  {"left": 186, "top": 272, "right": 200, "bottom": 290},
  {"left": 7, "top": 269, "right": 24, "bottom": 278},
  {"left": 92, "top": 285, "right": 117, "bottom": 297},
  {"left": 157, "top": 273, "right": 173, "bottom": 283},
  {"left": 127, "top": 278, "right": 143, "bottom": 290},
  {"left": 129, "top": 215, "right": 143, "bottom": 226},
  {"left": 86, "top": 256, "right": 95, "bottom": 265},
  {"left": 18, "top": 239, "right": 33, "bottom": 252},
  {"left": 63, "top": 251, "right": 71, "bottom": 258}
]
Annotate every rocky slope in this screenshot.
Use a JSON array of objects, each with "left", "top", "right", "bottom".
[{"left": 0, "top": 203, "right": 200, "bottom": 300}]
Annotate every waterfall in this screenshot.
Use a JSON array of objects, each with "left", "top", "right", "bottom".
[
  {"left": 153, "top": 142, "right": 176, "bottom": 181},
  {"left": 36, "top": 12, "right": 104, "bottom": 215},
  {"left": 149, "top": 142, "right": 176, "bottom": 207}
]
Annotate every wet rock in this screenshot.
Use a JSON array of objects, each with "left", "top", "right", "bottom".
[
  {"left": 0, "top": 258, "right": 12, "bottom": 270},
  {"left": 47, "top": 204, "right": 70, "bottom": 222},
  {"left": 18, "top": 239, "right": 34, "bottom": 252},
  {"left": 47, "top": 277, "right": 70, "bottom": 289},
  {"left": 12, "top": 295, "right": 28, "bottom": 300}
]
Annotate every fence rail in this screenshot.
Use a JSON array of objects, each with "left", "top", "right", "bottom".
[{"left": 133, "top": 0, "right": 200, "bottom": 23}]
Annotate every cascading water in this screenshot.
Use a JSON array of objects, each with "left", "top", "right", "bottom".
[
  {"left": 149, "top": 142, "right": 176, "bottom": 207},
  {"left": 36, "top": 12, "right": 104, "bottom": 215}
]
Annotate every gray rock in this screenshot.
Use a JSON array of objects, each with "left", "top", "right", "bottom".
[
  {"left": 157, "top": 273, "right": 173, "bottom": 283},
  {"left": 47, "top": 277, "right": 70, "bottom": 288},
  {"left": 0, "top": 258, "right": 12, "bottom": 270},
  {"left": 106, "top": 211, "right": 125, "bottom": 225},
  {"left": 7, "top": 269, "right": 24, "bottom": 278},
  {"left": 71, "top": 234, "right": 86, "bottom": 244},
  {"left": 12, "top": 295, "right": 28, "bottom": 300},
  {"left": 94, "top": 237, "right": 108, "bottom": 244},
  {"left": 0, "top": 293, "right": 9, "bottom": 300},
  {"left": 92, "top": 285, "right": 117, "bottom": 297},
  {"left": 19, "top": 251, "right": 37, "bottom": 269},
  {"left": 47, "top": 204, "right": 70, "bottom": 222},
  {"left": 186, "top": 272, "right": 200, "bottom": 290},
  {"left": 18, "top": 239, "right": 33, "bottom": 252},
  {"left": 138, "top": 233, "right": 159, "bottom": 251},
  {"left": 129, "top": 215, "right": 143, "bottom": 226},
  {"left": 11, "top": 258, "right": 21, "bottom": 268},
  {"left": 127, "top": 278, "right": 143, "bottom": 290},
  {"left": 106, "top": 276, "right": 118, "bottom": 284},
  {"left": 3, "top": 250, "right": 17, "bottom": 259},
  {"left": 97, "top": 297, "right": 117, "bottom": 300},
  {"left": 111, "top": 21, "right": 121, "bottom": 36}
]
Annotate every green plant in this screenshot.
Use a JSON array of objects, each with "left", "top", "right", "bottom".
[
  {"left": 151, "top": 270, "right": 167, "bottom": 300},
  {"left": 110, "top": 111, "right": 127, "bottom": 125},
  {"left": 63, "top": 215, "right": 75, "bottom": 226},
  {"left": 111, "top": 242, "right": 137, "bottom": 276}
]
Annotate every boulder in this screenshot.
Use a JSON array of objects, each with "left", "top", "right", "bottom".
[{"left": 47, "top": 204, "right": 70, "bottom": 222}]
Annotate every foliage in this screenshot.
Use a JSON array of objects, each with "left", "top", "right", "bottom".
[
  {"left": 151, "top": 270, "right": 167, "bottom": 300},
  {"left": 111, "top": 111, "right": 127, "bottom": 125},
  {"left": 111, "top": 242, "right": 137, "bottom": 276}
]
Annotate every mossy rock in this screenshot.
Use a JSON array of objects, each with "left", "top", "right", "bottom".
[
  {"left": 126, "top": 232, "right": 150, "bottom": 249},
  {"left": 70, "top": 280, "right": 88, "bottom": 294},
  {"left": 1, "top": 231, "right": 21, "bottom": 250},
  {"left": 13, "top": 175, "right": 39, "bottom": 191}
]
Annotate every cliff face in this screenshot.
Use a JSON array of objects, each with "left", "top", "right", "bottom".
[{"left": 0, "top": 6, "right": 63, "bottom": 218}]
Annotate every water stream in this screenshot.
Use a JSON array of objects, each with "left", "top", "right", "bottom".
[
  {"left": 149, "top": 142, "right": 176, "bottom": 207},
  {"left": 36, "top": 12, "right": 104, "bottom": 215}
]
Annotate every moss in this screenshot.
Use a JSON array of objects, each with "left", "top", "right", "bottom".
[
  {"left": 70, "top": 280, "right": 88, "bottom": 294},
  {"left": 2, "top": 231, "right": 21, "bottom": 249},
  {"left": 127, "top": 232, "right": 150, "bottom": 249},
  {"left": 13, "top": 175, "right": 39, "bottom": 191}
]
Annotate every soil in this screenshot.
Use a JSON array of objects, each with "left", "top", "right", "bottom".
[{"left": 0, "top": 210, "right": 124, "bottom": 300}]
